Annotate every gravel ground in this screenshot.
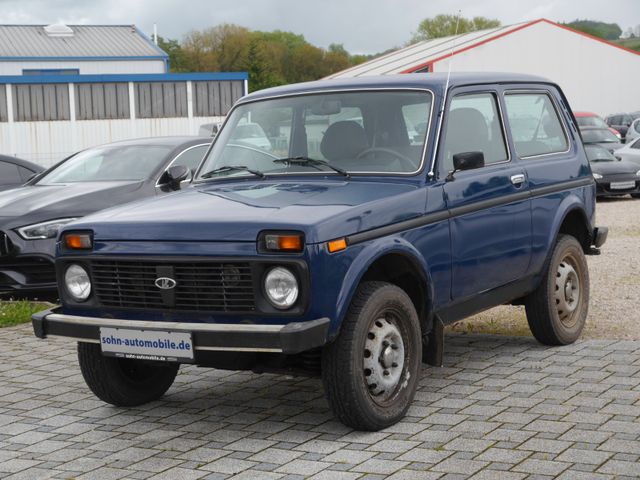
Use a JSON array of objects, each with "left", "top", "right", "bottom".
[{"left": 450, "top": 196, "right": 640, "bottom": 340}]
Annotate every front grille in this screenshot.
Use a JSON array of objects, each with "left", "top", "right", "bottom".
[
  {"left": 0, "top": 256, "right": 56, "bottom": 286},
  {"left": 91, "top": 260, "right": 256, "bottom": 312}
]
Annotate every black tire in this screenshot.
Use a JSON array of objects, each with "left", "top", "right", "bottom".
[
  {"left": 77, "top": 342, "right": 179, "bottom": 406},
  {"left": 321, "top": 281, "right": 421, "bottom": 431},
  {"left": 525, "top": 234, "right": 589, "bottom": 345}
]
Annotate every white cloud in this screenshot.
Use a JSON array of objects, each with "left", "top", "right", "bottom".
[{"left": 0, "top": 0, "right": 635, "bottom": 54}]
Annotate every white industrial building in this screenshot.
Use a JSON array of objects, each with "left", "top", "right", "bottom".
[
  {"left": 0, "top": 24, "right": 168, "bottom": 75},
  {"left": 0, "top": 24, "right": 248, "bottom": 166},
  {"left": 327, "top": 19, "right": 640, "bottom": 116}
]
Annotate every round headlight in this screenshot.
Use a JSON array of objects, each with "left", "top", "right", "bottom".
[
  {"left": 264, "top": 267, "right": 299, "bottom": 309},
  {"left": 636, "top": 170, "right": 640, "bottom": 177},
  {"left": 65, "top": 264, "right": 91, "bottom": 301}
]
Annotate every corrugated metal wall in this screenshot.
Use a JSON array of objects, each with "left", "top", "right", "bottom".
[{"left": 0, "top": 75, "right": 247, "bottom": 166}]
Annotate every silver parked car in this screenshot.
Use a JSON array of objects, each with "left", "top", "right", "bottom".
[{"left": 615, "top": 136, "right": 640, "bottom": 165}]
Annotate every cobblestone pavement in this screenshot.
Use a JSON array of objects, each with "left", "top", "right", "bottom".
[{"left": 1, "top": 324, "right": 639, "bottom": 479}]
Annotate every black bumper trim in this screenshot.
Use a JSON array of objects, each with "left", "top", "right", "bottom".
[
  {"left": 32, "top": 307, "right": 330, "bottom": 355},
  {"left": 593, "top": 227, "right": 608, "bottom": 248}
]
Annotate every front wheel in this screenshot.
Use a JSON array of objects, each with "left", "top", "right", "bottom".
[
  {"left": 321, "top": 282, "right": 421, "bottom": 431},
  {"left": 77, "top": 342, "right": 179, "bottom": 406},
  {"left": 525, "top": 234, "right": 589, "bottom": 345}
]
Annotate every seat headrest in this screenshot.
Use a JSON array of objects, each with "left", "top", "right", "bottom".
[{"left": 320, "top": 121, "right": 368, "bottom": 161}]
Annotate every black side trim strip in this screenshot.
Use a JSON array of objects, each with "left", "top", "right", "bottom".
[
  {"left": 348, "top": 211, "right": 449, "bottom": 245},
  {"left": 346, "top": 177, "right": 594, "bottom": 246},
  {"left": 530, "top": 177, "right": 594, "bottom": 198},
  {"left": 449, "top": 190, "right": 529, "bottom": 217}
]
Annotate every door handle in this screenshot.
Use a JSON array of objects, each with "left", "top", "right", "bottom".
[{"left": 510, "top": 174, "right": 526, "bottom": 186}]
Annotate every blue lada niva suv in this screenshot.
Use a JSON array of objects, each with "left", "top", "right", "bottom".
[{"left": 33, "top": 73, "right": 607, "bottom": 430}]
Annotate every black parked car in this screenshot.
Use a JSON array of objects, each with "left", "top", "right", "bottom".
[
  {"left": 586, "top": 145, "right": 640, "bottom": 198},
  {"left": 581, "top": 127, "right": 624, "bottom": 154},
  {"left": 0, "top": 137, "right": 210, "bottom": 299},
  {"left": 0, "top": 155, "right": 44, "bottom": 192}
]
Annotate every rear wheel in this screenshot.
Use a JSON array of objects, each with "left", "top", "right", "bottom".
[
  {"left": 525, "top": 235, "right": 589, "bottom": 345},
  {"left": 321, "top": 282, "right": 421, "bottom": 431},
  {"left": 77, "top": 342, "right": 179, "bottom": 406}
]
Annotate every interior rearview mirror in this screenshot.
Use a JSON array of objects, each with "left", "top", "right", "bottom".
[{"left": 161, "top": 165, "right": 190, "bottom": 191}]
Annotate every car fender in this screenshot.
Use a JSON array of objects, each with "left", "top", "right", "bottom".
[
  {"left": 531, "top": 191, "right": 590, "bottom": 281},
  {"left": 330, "top": 235, "right": 434, "bottom": 339}
]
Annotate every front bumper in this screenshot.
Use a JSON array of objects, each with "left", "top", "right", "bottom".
[{"left": 32, "top": 307, "right": 330, "bottom": 355}]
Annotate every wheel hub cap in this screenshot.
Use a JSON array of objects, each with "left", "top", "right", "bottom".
[
  {"left": 364, "top": 317, "right": 404, "bottom": 400},
  {"left": 554, "top": 260, "right": 580, "bottom": 326}
]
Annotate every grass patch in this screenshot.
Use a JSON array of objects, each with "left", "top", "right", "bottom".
[{"left": 0, "top": 300, "right": 51, "bottom": 328}]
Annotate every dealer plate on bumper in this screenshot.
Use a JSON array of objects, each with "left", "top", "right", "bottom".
[
  {"left": 610, "top": 181, "right": 636, "bottom": 190},
  {"left": 99, "top": 327, "right": 194, "bottom": 362}
]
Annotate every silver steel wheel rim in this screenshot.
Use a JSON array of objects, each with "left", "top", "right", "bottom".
[
  {"left": 363, "top": 316, "right": 405, "bottom": 402},
  {"left": 554, "top": 258, "right": 580, "bottom": 327}
]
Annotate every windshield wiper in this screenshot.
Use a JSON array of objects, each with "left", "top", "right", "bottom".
[
  {"left": 200, "top": 165, "right": 265, "bottom": 179},
  {"left": 274, "top": 156, "right": 350, "bottom": 178}
]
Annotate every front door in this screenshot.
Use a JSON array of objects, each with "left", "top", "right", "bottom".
[{"left": 438, "top": 88, "right": 532, "bottom": 301}]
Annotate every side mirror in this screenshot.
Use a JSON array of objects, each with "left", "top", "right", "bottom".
[
  {"left": 446, "top": 151, "right": 484, "bottom": 181},
  {"left": 160, "top": 165, "right": 190, "bottom": 191}
]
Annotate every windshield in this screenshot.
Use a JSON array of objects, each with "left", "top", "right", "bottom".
[
  {"left": 582, "top": 129, "right": 619, "bottom": 144},
  {"left": 585, "top": 145, "right": 615, "bottom": 162},
  {"left": 38, "top": 145, "right": 172, "bottom": 184},
  {"left": 197, "top": 90, "right": 433, "bottom": 179},
  {"left": 576, "top": 115, "right": 607, "bottom": 128}
]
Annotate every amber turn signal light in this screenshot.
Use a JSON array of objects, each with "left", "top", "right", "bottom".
[
  {"left": 264, "top": 234, "right": 304, "bottom": 252},
  {"left": 64, "top": 233, "right": 93, "bottom": 250},
  {"left": 327, "top": 238, "right": 347, "bottom": 253}
]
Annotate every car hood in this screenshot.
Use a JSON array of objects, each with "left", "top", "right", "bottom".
[
  {"left": 590, "top": 160, "right": 640, "bottom": 176},
  {"left": 67, "top": 179, "right": 427, "bottom": 244},
  {"left": 0, "top": 181, "right": 145, "bottom": 229},
  {"left": 588, "top": 141, "right": 624, "bottom": 153}
]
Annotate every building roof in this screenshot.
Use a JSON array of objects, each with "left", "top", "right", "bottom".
[
  {"left": 326, "top": 19, "right": 640, "bottom": 79},
  {"left": 0, "top": 24, "right": 167, "bottom": 60}
]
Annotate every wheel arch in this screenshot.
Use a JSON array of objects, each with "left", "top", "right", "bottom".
[
  {"left": 553, "top": 198, "right": 592, "bottom": 253},
  {"left": 332, "top": 237, "right": 434, "bottom": 341}
]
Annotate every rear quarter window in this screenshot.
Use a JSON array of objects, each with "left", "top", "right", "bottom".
[{"left": 504, "top": 92, "right": 568, "bottom": 158}]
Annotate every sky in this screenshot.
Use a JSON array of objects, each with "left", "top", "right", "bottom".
[{"left": 0, "top": 0, "right": 637, "bottom": 54}]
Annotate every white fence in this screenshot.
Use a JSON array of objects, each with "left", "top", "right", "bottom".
[{"left": 0, "top": 72, "right": 247, "bottom": 167}]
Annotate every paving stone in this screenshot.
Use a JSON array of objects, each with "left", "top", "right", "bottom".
[
  {"left": 512, "top": 458, "right": 571, "bottom": 476},
  {"left": 3, "top": 328, "right": 640, "bottom": 480},
  {"left": 431, "top": 458, "right": 487, "bottom": 475},
  {"left": 350, "top": 458, "right": 408, "bottom": 475},
  {"left": 597, "top": 459, "right": 640, "bottom": 476}
]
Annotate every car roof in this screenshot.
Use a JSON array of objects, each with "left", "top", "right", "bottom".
[
  {"left": 0, "top": 154, "right": 44, "bottom": 172},
  {"left": 241, "top": 72, "right": 554, "bottom": 103}
]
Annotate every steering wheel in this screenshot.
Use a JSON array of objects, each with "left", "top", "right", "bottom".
[{"left": 356, "top": 147, "right": 416, "bottom": 170}]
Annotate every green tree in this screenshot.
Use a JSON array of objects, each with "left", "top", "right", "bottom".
[
  {"left": 157, "top": 36, "right": 189, "bottom": 72},
  {"left": 564, "top": 20, "right": 622, "bottom": 40},
  {"left": 411, "top": 14, "right": 501, "bottom": 43}
]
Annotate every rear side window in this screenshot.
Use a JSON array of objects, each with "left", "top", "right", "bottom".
[
  {"left": 0, "top": 162, "right": 22, "bottom": 185},
  {"left": 441, "top": 92, "right": 508, "bottom": 172},
  {"left": 504, "top": 92, "right": 568, "bottom": 158}
]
